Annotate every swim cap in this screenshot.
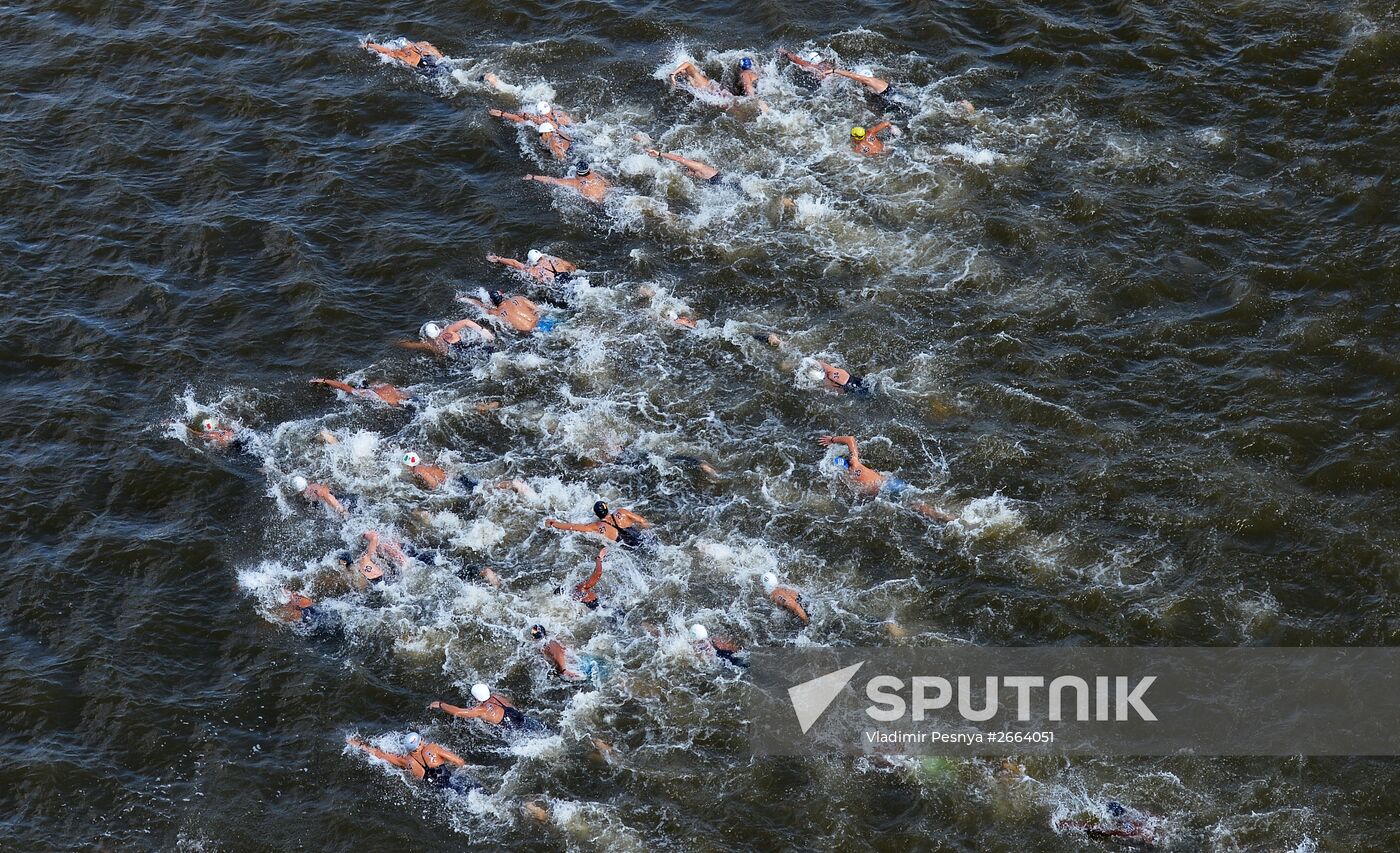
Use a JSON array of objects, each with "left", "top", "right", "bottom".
[
  {"left": 832, "top": 456, "right": 850, "bottom": 468},
  {"left": 762, "top": 572, "right": 779, "bottom": 589},
  {"left": 537, "top": 121, "right": 555, "bottom": 135},
  {"left": 535, "top": 101, "right": 551, "bottom": 116},
  {"left": 690, "top": 623, "right": 709, "bottom": 641},
  {"left": 850, "top": 126, "right": 867, "bottom": 140},
  {"left": 291, "top": 475, "right": 309, "bottom": 492},
  {"left": 575, "top": 162, "right": 591, "bottom": 176},
  {"left": 200, "top": 419, "right": 216, "bottom": 432},
  {"left": 805, "top": 366, "right": 827, "bottom": 382},
  {"left": 422, "top": 321, "right": 442, "bottom": 340},
  {"left": 526, "top": 249, "right": 543, "bottom": 265},
  {"left": 529, "top": 624, "right": 546, "bottom": 640},
  {"left": 402, "top": 452, "right": 420, "bottom": 467},
  {"left": 471, "top": 683, "right": 491, "bottom": 702},
  {"left": 741, "top": 57, "right": 753, "bottom": 70},
  {"left": 806, "top": 52, "right": 822, "bottom": 63},
  {"left": 593, "top": 500, "right": 609, "bottom": 519},
  {"left": 403, "top": 731, "right": 422, "bottom": 751},
  {"left": 489, "top": 290, "right": 507, "bottom": 306}
]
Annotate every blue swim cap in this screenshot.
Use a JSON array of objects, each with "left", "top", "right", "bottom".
[
  {"left": 741, "top": 57, "right": 753, "bottom": 70},
  {"left": 832, "top": 456, "right": 849, "bottom": 468}
]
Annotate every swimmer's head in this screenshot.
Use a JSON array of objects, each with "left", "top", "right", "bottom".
[
  {"left": 535, "top": 100, "right": 551, "bottom": 116},
  {"left": 806, "top": 51, "right": 822, "bottom": 64},
  {"left": 421, "top": 321, "right": 442, "bottom": 340},
  {"left": 471, "top": 683, "right": 491, "bottom": 702},
  {"left": 761, "top": 572, "right": 779, "bottom": 591},
  {"left": 489, "top": 290, "right": 506, "bottom": 306},
  {"left": 290, "top": 475, "right": 309, "bottom": 492},
  {"left": 740, "top": 57, "right": 753, "bottom": 70},
  {"left": 690, "top": 623, "right": 709, "bottom": 641},
  {"left": 537, "top": 121, "right": 555, "bottom": 135},
  {"left": 832, "top": 456, "right": 850, "bottom": 469},
  {"left": 402, "top": 452, "right": 420, "bottom": 467},
  {"left": 850, "top": 126, "right": 867, "bottom": 140},
  {"left": 593, "top": 500, "right": 609, "bottom": 519},
  {"left": 1107, "top": 802, "right": 1126, "bottom": 818},
  {"left": 805, "top": 365, "right": 827, "bottom": 383},
  {"left": 575, "top": 161, "right": 591, "bottom": 177},
  {"left": 526, "top": 249, "right": 543, "bottom": 265},
  {"left": 529, "top": 624, "right": 547, "bottom": 640},
  {"left": 201, "top": 418, "right": 217, "bottom": 432},
  {"left": 403, "top": 731, "right": 422, "bottom": 751}
]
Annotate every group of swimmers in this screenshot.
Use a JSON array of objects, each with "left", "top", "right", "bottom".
[{"left": 180, "top": 37, "right": 1155, "bottom": 844}]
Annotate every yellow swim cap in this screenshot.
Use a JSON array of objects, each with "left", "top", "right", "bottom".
[{"left": 850, "top": 126, "right": 866, "bottom": 140}]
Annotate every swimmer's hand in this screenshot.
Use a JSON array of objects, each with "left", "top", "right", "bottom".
[
  {"left": 427, "top": 701, "right": 443, "bottom": 710},
  {"left": 889, "top": 125, "right": 903, "bottom": 138},
  {"left": 488, "top": 108, "right": 504, "bottom": 118},
  {"left": 817, "top": 435, "right": 837, "bottom": 447}
]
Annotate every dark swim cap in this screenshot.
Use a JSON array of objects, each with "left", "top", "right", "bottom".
[
  {"left": 529, "top": 624, "right": 546, "bottom": 640},
  {"left": 1107, "top": 802, "right": 1126, "bottom": 817},
  {"left": 741, "top": 57, "right": 753, "bottom": 70},
  {"left": 489, "top": 290, "right": 506, "bottom": 306},
  {"left": 593, "top": 500, "right": 609, "bottom": 519},
  {"left": 575, "top": 162, "right": 591, "bottom": 176}
]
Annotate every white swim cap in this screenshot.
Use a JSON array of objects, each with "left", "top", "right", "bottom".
[
  {"left": 805, "top": 366, "right": 827, "bottom": 382},
  {"left": 807, "top": 51, "right": 822, "bottom": 63},
  {"left": 762, "top": 572, "right": 779, "bottom": 590},
  {"left": 402, "top": 452, "right": 420, "bottom": 467},
  {"left": 690, "top": 623, "right": 709, "bottom": 641},
  {"left": 535, "top": 101, "right": 551, "bottom": 116},
  {"left": 290, "top": 475, "right": 308, "bottom": 492},
  {"left": 471, "top": 683, "right": 491, "bottom": 702},
  {"left": 537, "top": 121, "right": 555, "bottom": 135},
  {"left": 201, "top": 418, "right": 216, "bottom": 432},
  {"left": 422, "top": 321, "right": 442, "bottom": 340},
  {"left": 526, "top": 249, "right": 543, "bottom": 265},
  {"left": 403, "top": 731, "right": 422, "bottom": 751}
]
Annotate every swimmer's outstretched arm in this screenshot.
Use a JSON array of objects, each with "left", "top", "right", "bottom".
[
  {"left": 578, "top": 547, "right": 606, "bottom": 592},
  {"left": 397, "top": 340, "right": 440, "bottom": 354},
  {"left": 486, "top": 254, "right": 528, "bottom": 272},
  {"left": 655, "top": 151, "right": 715, "bottom": 178},
  {"left": 311, "top": 378, "right": 359, "bottom": 396},
  {"left": 545, "top": 519, "right": 598, "bottom": 533},
  {"left": 428, "top": 700, "right": 488, "bottom": 720},
  {"left": 444, "top": 317, "right": 496, "bottom": 343},
  {"left": 832, "top": 69, "right": 888, "bottom": 92},
  {"left": 488, "top": 108, "right": 530, "bottom": 125},
  {"left": 868, "top": 120, "right": 893, "bottom": 139},
  {"left": 522, "top": 174, "right": 576, "bottom": 189},
  {"left": 912, "top": 501, "right": 955, "bottom": 523},
  {"left": 818, "top": 435, "right": 861, "bottom": 467},
  {"left": 346, "top": 738, "right": 412, "bottom": 769},
  {"left": 320, "top": 490, "right": 350, "bottom": 517}
]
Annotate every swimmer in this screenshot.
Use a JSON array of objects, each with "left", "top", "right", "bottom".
[
  {"left": 478, "top": 78, "right": 576, "bottom": 126},
  {"left": 817, "top": 435, "right": 954, "bottom": 522},
  {"left": 545, "top": 500, "right": 651, "bottom": 548},
  {"left": 637, "top": 284, "right": 700, "bottom": 329},
  {"left": 690, "top": 623, "right": 747, "bottom": 668},
  {"left": 831, "top": 66, "right": 892, "bottom": 96},
  {"left": 346, "top": 732, "right": 481, "bottom": 794},
  {"left": 361, "top": 39, "right": 447, "bottom": 76},
  {"left": 528, "top": 624, "right": 582, "bottom": 680},
  {"left": 348, "top": 530, "right": 410, "bottom": 590},
  {"left": 486, "top": 249, "right": 578, "bottom": 285},
  {"left": 737, "top": 57, "right": 760, "bottom": 96},
  {"left": 781, "top": 49, "right": 835, "bottom": 81},
  {"left": 310, "top": 378, "right": 412, "bottom": 407},
  {"left": 761, "top": 572, "right": 810, "bottom": 625},
  {"left": 668, "top": 60, "right": 733, "bottom": 104},
  {"left": 289, "top": 475, "right": 349, "bottom": 518},
  {"left": 458, "top": 289, "right": 544, "bottom": 334},
  {"left": 189, "top": 418, "right": 238, "bottom": 449},
  {"left": 430, "top": 684, "right": 549, "bottom": 733},
  {"left": 522, "top": 162, "right": 612, "bottom": 205},
  {"left": 396, "top": 318, "right": 495, "bottom": 357},
  {"left": 565, "top": 546, "right": 607, "bottom": 610},
  {"left": 279, "top": 590, "right": 335, "bottom": 631},
  {"left": 850, "top": 122, "right": 897, "bottom": 156},
  {"left": 764, "top": 333, "right": 869, "bottom": 394},
  {"left": 636, "top": 136, "right": 725, "bottom": 185},
  {"left": 489, "top": 109, "right": 572, "bottom": 160},
  {"left": 1055, "top": 801, "right": 1156, "bottom": 846},
  {"left": 400, "top": 451, "right": 448, "bottom": 490}
]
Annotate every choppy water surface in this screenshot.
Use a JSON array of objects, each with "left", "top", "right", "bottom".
[{"left": 4, "top": 0, "right": 1399, "bottom": 849}]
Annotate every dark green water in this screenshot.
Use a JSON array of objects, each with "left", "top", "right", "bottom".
[{"left": 3, "top": 0, "right": 1399, "bottom": 849}]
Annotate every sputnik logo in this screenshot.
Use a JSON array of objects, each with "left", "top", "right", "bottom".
[{"left": 788, "top": 661, "right": 864, "bottom": 734}]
